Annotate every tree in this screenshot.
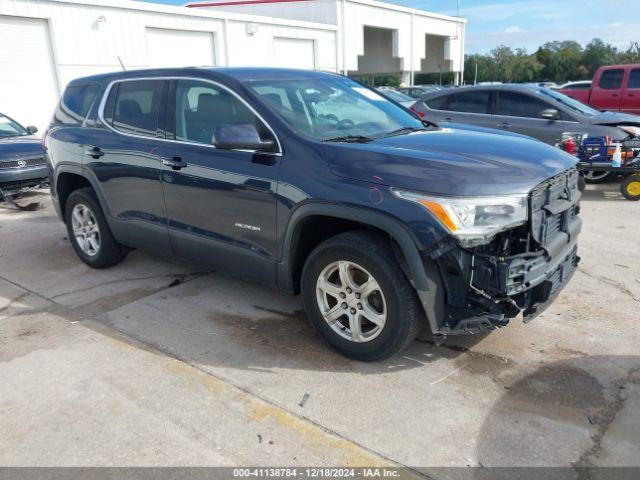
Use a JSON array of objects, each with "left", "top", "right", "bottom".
[
  {"left": 619, "top": 42, "right": 640, "bottom": 64},
  {"left": 463, "top": 37, "right": 637, "bottom": 85},
  {"left": 583, "top": 39, "right": 618, "bottom": 76},
  {"left": 536, "top": 41, "right": 584, "bottom": 82}
]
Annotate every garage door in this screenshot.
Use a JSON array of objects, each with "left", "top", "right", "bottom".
[
  {"left": 146, "top": 28, "right": 216, "bottom": 68},
  {"left": 0, "top": 16, "right": 59, "bottom": 132},
  {"left": 273, "top": 37, "right": 315, "bottom": 70}
]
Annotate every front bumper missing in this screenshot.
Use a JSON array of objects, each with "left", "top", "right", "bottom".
[
  {"left": 417, "top": 168, "right": 582, "bottom": 336},
  {"left": 473, "top": 238, "right": 580, "bottom": 322},
  {"left": 422, "top": 240, "right": 580, "bottom": 336}
]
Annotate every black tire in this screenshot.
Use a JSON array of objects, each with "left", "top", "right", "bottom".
[
  {"left": 64, "top": 187, "right": 127, "bottom": 268},
  {"left": 578, "top": 174, "right": 586, "bottom": 193},
  {"left": 621, "top": 175, "right": 640, "bottom": 201},
  {"left": 301, "top": 231, "right": 422, "bottom": 361},
  {"left": 583, "top": 171, "right": 612, "bottom": 184}
]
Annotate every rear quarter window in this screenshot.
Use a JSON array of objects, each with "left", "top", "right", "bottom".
[
  {"left": 424, "top": 95, "right": 449, "bottom": 110},
  {"left": 53, "top": 84, "right": 99, "bottom": 126}
]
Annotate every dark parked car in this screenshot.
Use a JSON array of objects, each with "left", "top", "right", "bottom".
[
  {"left": 45, "top": 68, "right": 581, "bottom": 361},
  {"left": 376, "top": 88, "right": 415, "bottom": 108},
  {"left": 397, "top": 85, "right": 441, "bottom": 99},
  {"left": 412, "top": 84, "right": 640, "bottom": 182},
  {"left": 0, "top": 113, "right": 48, "bottom": 201}
]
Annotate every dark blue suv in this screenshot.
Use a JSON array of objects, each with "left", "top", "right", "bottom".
[{"left": 45, "top": 68, "right": 582, "bottom": 360}]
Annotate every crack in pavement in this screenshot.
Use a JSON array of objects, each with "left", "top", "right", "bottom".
[
  {"left": 0, "top": 291, "right": 32, "bottom": 315},
  {"left": 578, "top": 267, "right": 640, "bottom": 303},
  {"left": 0, "top": 274, "right": 60, "bottom": 306},
  {"left": 573, "top": 367, "right": 640, "bottom": 479},
  {"left": 0, "top": 270, "right": 216, "bottom": 325},
  {"left": 49, "top": 270, "right": 215, "bottom": 300}
]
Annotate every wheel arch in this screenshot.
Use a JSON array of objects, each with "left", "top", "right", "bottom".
[
  {"left": 277, "top": 202, "right": 431, "bottom": 296},
  {"left": 54, "top": 165, "right": 112, "bottom": 220}
]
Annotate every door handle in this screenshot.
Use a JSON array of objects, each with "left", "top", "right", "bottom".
[
  {"left": 444, "top": 117, "right": 453, "bottom": 121},
  {"left": 84, "top": 146, "right": 104, "bottom": 159},
  {"left": 628, "top": 93, "right": 635, "bottom": 97},
  {"left": 162, "top": 156, "right": 187, "bottom": 170},
  {"left": 499, "top": 122, "right": 511, "bottom": 129}
]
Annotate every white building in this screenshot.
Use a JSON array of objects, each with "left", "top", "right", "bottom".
[
  {"left": 187, "top": 0, "right": 466, "bottom": 86},
  {"left": 0, "top": 0, "right": 465, "bottom": 131}
]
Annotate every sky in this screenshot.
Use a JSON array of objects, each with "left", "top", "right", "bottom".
[{"left": 139, "top": 0, "right": 640, "bottom": 54}]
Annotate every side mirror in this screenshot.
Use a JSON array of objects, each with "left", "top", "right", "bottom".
[
  {"left": 26, "top": 125, "right": 38, "bottom": 134},
  {"left": 212, "top": 124, "right": 276, "bottom": 152},
  {"left": 422, "top": 119, "right": 439, "bottom": 129},
  {"left": 540, "top": 109, "right": 559, "bottom": 121}
]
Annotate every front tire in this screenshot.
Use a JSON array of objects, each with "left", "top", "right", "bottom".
[
  {"left": 64, "top": 187, "right": 127, "bottom": 268},
  {"left": 301, "top": 231, "right": 422, "bottom": 361}
]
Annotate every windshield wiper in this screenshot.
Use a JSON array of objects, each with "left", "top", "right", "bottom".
[
  {"left": 322, "top": 135, "right": 374, "bottom": 143},
  {"left": 377, "top": 126, "right": 426, "bottom": 139}
]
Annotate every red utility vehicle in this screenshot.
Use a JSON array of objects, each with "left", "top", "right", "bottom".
[{"left": 560, "top": 64, "right": 640, "bottom": 115}]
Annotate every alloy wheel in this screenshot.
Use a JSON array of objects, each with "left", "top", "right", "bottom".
[
  {"left": 71, "top": 203, "right": 101, "bottom": 257},
  {"left": 315, "top": 260, "right": 387, "bottom": 343},
  {"left": 584, "top": 170, "right": 610, "bottom": 182}
]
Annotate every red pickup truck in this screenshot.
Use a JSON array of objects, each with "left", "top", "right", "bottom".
[{"left": 560, "top": 64, "right": 640, "bottom": 115}]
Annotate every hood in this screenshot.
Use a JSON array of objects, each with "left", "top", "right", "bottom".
[
  {"left": 442, "top": 121, "right": 531, "bottom": 139},
  {"left": 0, "top": 135, "right": 44, "bottom": 160},
  {"left": 322, "top": 128, "right": 577, "bottom": 196},
  {"left": 588, "top": 111, "right": 640, "bottom": 127}
]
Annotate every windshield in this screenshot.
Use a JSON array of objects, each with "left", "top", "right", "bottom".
[
  {"left": 379, "top": 90, "right": 413, "bottom": 103},
  {"left": 538, "top": 88, "right": 600, "bottom": 117},
  {"left": 0, "top": 114, "right": 28, "bottom": 138},
  {"left": 245, "top": 76, "right": 424, "bottom": 142}
]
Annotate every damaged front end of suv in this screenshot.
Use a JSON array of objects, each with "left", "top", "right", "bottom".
[{"left": 394, "top": 168, "right": 582, "bottom": 336}]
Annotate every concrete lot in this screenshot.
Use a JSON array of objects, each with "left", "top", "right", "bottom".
[{"left": 0, "top": 183, "right": 639, "bottom": 470}]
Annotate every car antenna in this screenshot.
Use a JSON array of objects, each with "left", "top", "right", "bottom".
[{"left": 117, "top": 56, "right": 126, "bottom": 71}]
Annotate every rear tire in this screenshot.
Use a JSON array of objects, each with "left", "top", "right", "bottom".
[
  {"left": 301, "top": 231, "right": 422, "bottom": 361},
  {"left": 583, "top": 171, "right": 612, "bottom": 184},
  {"left": 621, "top": 175, "right": 640, "bottom": 201},
  {"left": 64, "top": 187, "right": 127, "bottom": 268}
]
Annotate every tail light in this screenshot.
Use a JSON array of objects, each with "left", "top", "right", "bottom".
[
  {"left": 410, "top": 105, "right": 425, "bottom": 118},
  {"left": 562, "top": 136, "right": 576, "bottom": 155}
]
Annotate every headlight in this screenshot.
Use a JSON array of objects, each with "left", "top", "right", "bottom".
[
  {"left": 392, "top": 189, "right": 528, "bottom": 246},
  {"left": 620, "top": 125, "right": 640, "bottom": 138}
]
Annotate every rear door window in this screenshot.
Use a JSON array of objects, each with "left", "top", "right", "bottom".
[
  {"left": 628, "top": 69, "right": 640, "bottom": 89},
  {"left": 496, "top": 91, "right": 551, "bottom": 118},
  {"left": 54, "top": 84, "right": 99, "bottom": 125},
  {"left": 427, "top": 91, "right": 490, "bottom": 114},
  {"left": 599, "top": 69, "right": 624, "bottom": 90},
  {"left": 445, "top": 91, "right": 490, "bottom": 114},
  {"left": 105, "top": 80, "right": 166, "bottom": 137}
]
